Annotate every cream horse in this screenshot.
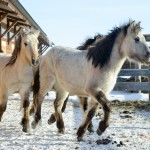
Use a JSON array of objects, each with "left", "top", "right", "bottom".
[
  {"left": 0, "top": 27, "right": 40, "bottom": 132},
  {"left": 30, "top": 33, "right": 103, "bottom": 132},
  {"left": 32, "top": 21, "right": 150, "bottom": 141}
]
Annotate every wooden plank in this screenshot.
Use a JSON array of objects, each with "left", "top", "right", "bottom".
[
  {"left": 0, "top": 4, "right": 17, "bottom": 15},
  {"left": 119, "top": 69, "right": 150, "bottom": 76},
  {"left": 0, "top": 19, "right": 17, "bottom": 38},
  {"left": 7, "top": 14, "right": 26, "bottom": 22},
  {"left": 0, "top": 12, "right": 7, "bottom": 23},
  {"left": 0, "top": 24, "right": 1, "bottom": 52},
  {"left": 8, "top": 28, "right": 21, "bottom": 43},
  {"left": 114, "top": 82, "right": 150, "bottom": 91},
  {"left": 16, "top": 22, "right": 31, "bottom": 27},
  {"left": 7, "top": 18, "right": 10, "bottom": 44}
]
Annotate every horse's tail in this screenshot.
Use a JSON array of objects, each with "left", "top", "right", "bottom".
[{"left": 30, "top": 67, "right": 40, "bottom": 115}]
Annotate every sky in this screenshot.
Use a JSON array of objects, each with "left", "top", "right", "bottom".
[{"left": 19, "top": 0, "right": 150, "bottom": 48}]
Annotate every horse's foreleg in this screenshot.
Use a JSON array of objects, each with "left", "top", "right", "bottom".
[
  {"left": 61, "top": 96, "right": 69, "bottom": 112},
  {"left": 20, "top": 92, "right": 30, "bottom": 132},
  {"left": 48, "top": 95, "right": 69, "bottom": 125},
  {"left": 30, "top": 98, "right": 35, "bottom": 116},
  {"left": 0, "top": 95, "right": 7, "bottom": 121},
  {"left": 79, "top": 96, "right": 94, "bottom": 132},
  {"left": 95, "top": 91, "right": 111, "bottom": 135},
  {"left": 77, "top": 100, "right": 98, "bottom": 141}
]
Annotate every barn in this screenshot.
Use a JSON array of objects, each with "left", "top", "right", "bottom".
[{"left": 0, "top": 0, "right": 50, "bottom": 55}]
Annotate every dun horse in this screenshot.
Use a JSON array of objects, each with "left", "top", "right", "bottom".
[
  {"left": 30, "top": 33, "right": 103, "bottom": 132},
  {"left": 0, "top": 27, "right": 40, "bottom": 132},
  {"left": 32, "top": 21, "right": 150, "bottom": 141},
  {"left": 48, "top": 33, "right": 104, "bottom": 132}
]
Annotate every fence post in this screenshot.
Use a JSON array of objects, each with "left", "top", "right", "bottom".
[
  {"left": 149, "top": 65, "right": 150, "bottom": 101},
  {"left": 135, "top": 63, "right": 141, "bottom": 93}
]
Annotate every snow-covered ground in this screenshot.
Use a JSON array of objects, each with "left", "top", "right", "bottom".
[{"left": 0, "top": 91, "right": 150, "bottom": 150}]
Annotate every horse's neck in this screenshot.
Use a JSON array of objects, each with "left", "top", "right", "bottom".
[
  {"left": 106, "top": 47, "right": 126, "bottom": 76},
  {"left": 106, "top": 32, "right": 126, "bottom": 76}
]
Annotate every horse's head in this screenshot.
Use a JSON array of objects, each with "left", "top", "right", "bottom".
[
  {"left": 121, "top": 21, "right": 150, "bottom": 65},
  {"left": 21, "top": 27, "right": 40, "bottom": 66}
]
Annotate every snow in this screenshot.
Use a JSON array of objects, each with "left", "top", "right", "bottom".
[
  {"left": 109, "top": 91, "right": 149, "bottom": 101},
  {"left": 0, "top": 91, "right": 149, "bottom": 150}
]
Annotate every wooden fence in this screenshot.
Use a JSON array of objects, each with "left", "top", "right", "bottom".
[
  {"left": 114, "top": 34, "right": 150, "bottom": 100},
  {"left": 114, "top": 69, "right": 150, "bottom": 91}
]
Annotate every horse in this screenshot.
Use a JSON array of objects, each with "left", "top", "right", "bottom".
[
  {"left": 30, "top": 33, "right": 104, "bottom": 132},
  {"left": 47, "top": 33, "right": 104, "bottom": 132},
  {"left": 0, "top": 27, "right": 40, "bottom": 132},
  {"left": 32, "top": 21, "right": 150, "bottom": 141}
]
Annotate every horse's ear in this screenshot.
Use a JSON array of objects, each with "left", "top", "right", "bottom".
[
  {"left": 20, "top": 26, "right": 26, "bottom": 37},
  {"left": 135, "top": 21, "right": 142, "bottom": 33},
  {"left": 20, "top": 26, "right": 30, "bottom": 37},
  {"left": 127, "top": 20, "right": 136, "bottom": 34},
  {"left": 34, "top": 30, "right": 40, "bottom": 38},
  {"left": 128, "top": 21, "right": 141, "bottom": 34}
]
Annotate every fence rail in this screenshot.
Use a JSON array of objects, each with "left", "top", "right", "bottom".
[{"left": 114, "top": 69, "right": 150, "bottom": 100}]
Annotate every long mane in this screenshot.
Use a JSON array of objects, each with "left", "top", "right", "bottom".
[
  {"left": 86, "top": 22, "right": 131, "bottom": 69},
  {"left": 6, "top": 34, "right": 22, "bottom": 66},
  {"left": 77, "top": 34, "right": 103, "bottom": 50}
]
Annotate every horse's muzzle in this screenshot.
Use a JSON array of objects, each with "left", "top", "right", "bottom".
[{"left": 32, "top": 59, "right": 39, "bottom": 66}]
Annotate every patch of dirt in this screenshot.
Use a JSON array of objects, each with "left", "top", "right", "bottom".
[{"left": 111, "top": 100, "right": 150, "bottom": 111}]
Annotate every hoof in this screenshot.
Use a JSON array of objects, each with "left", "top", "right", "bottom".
[
  {"left": 48, "top": 114, "right": 56, "bottom": 125},
  {"left": 96, "top": 128, "right": 103, "bottom": 136},
  {"left": 87, "top": 127, "right": 94, "bottom": 133},
  {"left": 30, "top": 109, "right": 34, "bottom": 116},
  {"left": 22, "top": 125, "right": 29, "bottom": 133},
  {"left": 77, "top": 136, "right": 84, "bottom": 142},
  {"left": 58, "top": 128, "right": 65, "bottom": 134},
  {"left": 31, "top": 121, "right": 37, "bottom": 129}
]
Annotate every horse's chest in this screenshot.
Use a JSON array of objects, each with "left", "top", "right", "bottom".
[
  {"left": 7, "top": 68, "right": 33, "bottom": 93},
  {"left": 100, "top": 74, "right": 117, "bottom": 93}
]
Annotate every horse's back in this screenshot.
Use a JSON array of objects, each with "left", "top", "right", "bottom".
[
  {"left": 43, "top": 46, "right": 89, "bottom": 95},
  {"left": 44, "top": 46, "right": 87, "bottom": 68}
]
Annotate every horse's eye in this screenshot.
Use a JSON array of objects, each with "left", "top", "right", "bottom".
[
  {"left": 24, "top": 43, "right": 27, "bottom": 46},
  {"left": 134, "top": 37, "right": 140, "bottom": 43}
]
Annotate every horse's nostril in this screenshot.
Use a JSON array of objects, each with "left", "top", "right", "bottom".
[
  {"left": 146, "top": 51, "right": 150, "bottom": 58},
  {"left": 32, "top": 59, "right": 39, "bottom": 65},
  {"left": 32, "top": 59, "right": 35, "bottom": 65}
]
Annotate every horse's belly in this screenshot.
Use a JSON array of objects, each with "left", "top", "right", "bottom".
[
  {"left": 7, "top": 84, "right": 19, "bottom": 95},
  {"left": 55, "top": 79, "right": 86, "bottom": 96}
]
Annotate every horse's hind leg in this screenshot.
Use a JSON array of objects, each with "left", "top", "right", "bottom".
[
  {"left": 78, "top": 96, "right": 94, "bottom": 132},
  {"left": 20, "top": 91, "right": 30, "bottom": 132},
  {"left": 53, "top": 91, "right": 69, "bottom": 134},
  {"left": 0, "top": 95, "right": 7, "bottom": 121},
  {"left": 77, "top": 100, "right": 98, "bottom": 141},
  {"left": 32, "top": 75, "right": 55, "bottom": 129},
  {"left": 48, "top": 95, "right": 69, "bottom": 125}
]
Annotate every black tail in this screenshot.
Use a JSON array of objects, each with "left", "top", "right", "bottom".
[
  {"left": 33, "top": 67, "right": 40, "bottom": 96},
  {"left": 30, "top": 67, "right": 40, "bottom": 115}
]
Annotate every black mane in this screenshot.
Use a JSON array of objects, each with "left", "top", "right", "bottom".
[
  {"left": 77, "top": 33, "right": 103, "bottom": 50},
  {"left": 6, "top": 34, "right": 22, "bottom": 66},
  {"left": 86, "top": 23, "right": 130, "bottom": 69}
]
